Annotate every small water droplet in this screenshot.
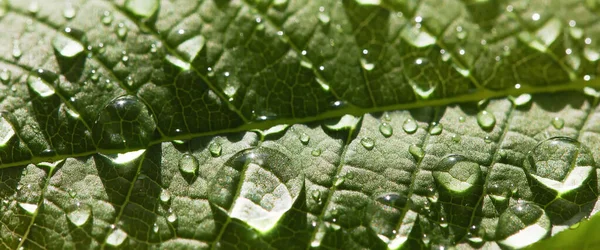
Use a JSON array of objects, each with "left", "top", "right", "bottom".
[
  {"left": 551, "top": 117, "right": 564, "bottom": 129},
  {"left": 452, "top": 134, "right": 461, "bottom": 143},
  {"left": 484, "top": 135, "right": 492, "bottom": 143},
  {"left": 0, "top": 114, "right": 15, "bottom": 147},
  {"left": 178, "top": 154, "right": 199, "bottom": 175},
  {"left": 379, "top": 123, "right": 393, "bottom": 137},
  {"left": 409, "top": 144, "right": 425, "bottom": 160},
  {"left": 125, "top": 0, "right": 159, "bottom": 18},
  {"left": 0, "top": 69, "right": 11, "bottom": 84},
  {"left": 159, "top": 189, "right": 171, "bottom": 203},
  {"left": 209, "top": 142, "right": 222, "bottom": 157},
  {"left": 68, "top": 188, "right": 77, "bottom": 198},
  {"left": 477, "top": 110, "right": 496, "bottom": 130},
  {"left": 510, "top": 94, "right": 532, "bottom": 106},
  {"left": 52, "top": 30, "right": 84, "bottom": 58},
  {"left": 299, "top": 133, "right": 310, "bottom": 145},
  {"left": 360, "top": 58, "right": 375, "bottom": 71},
  {"left": 458, "top": 116, "right": 466, "bottom": 123},
  {"left": 153, "top": 223, "right": 159, "bottom": 233},
  {"left": 402, "top": 119, "right": 418, "bottom": 134},
  {"left": 360, "top": 137, "right": 375, "bottom": 150},
  {"left": 63, "top": 6, "right": 76, "bottom": 19},
  {"left": 27, "top": 70, "right": 55, "bottom": 97},
  {"left": 167, "top": 210, "right": 177, "bottom": 223},
  {"left": 106, "top": 228, "right": 128, "bottom": 247},
  {"left": 101, "top": 11, "right": 113, "bottom": 25},
  {"left": 318, "top": 13, "right": 330, "bottom": 24},
  {"left": 12, "top": 40, "right": 22, "bottom": 59},
  {"left": 67, "top": 205, "right": 91, "bottom": 226},
  {"left": 333, "top": 176, "right": 345, "bottom": 186},
  {"left": 311, "top": 190, "right": 321, "bottom": 201},
  {"left": 19, "top": 202, "right": 38, "bottom": 214},
  {"left": 429, "top": 122, "right": 443, "bottom": 135},
  {"left": 28, "top": 2, "right": 40, "bottom": 14},
  {"left": 311, "top": 148, "right": 322, "bottom": 156},
  {"left": 116, "top": 23, "right": 128, "bottom": 40}
]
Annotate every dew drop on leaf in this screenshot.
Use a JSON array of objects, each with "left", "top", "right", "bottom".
[
  {"left": 176, "top": 35, "right": 205, "bottom": 62},
  {"left": 318, "top": 13, "right": 330, "bottom": 24},
  {"left": 524, "top": 137, "right": 594, "bottom": 196},
  {"left": 510, "top": 94, "right": 532, "bottom": 106},
  {"left": 368, "top": 192, "right": 411, "bottom": 249},
  {"left": 153, "top": 223, "right": 159, "bottom": 233},
  {"left": 458, "top": 116, "right": 466, "bottom": 123},
  {"left": 167, "top": 209, "right": 177, "bottom": 223},
  {"left": 116, "top": 23, "right": 128, "bottom": 40},
  {"left": 429, "top": 122, "right": 443, "bottom": 135},
  {"left": 101, "top": 11, "right": 113, "bottom": 25},
  {"left": 476, "top": 110, "right": 496, "bottom": 130},
  {"left": 409, "top": 144, "right": 424, "bottom": 160},
  {"left": 311, "top": 189, "right": 321, "bottom": 201},
  {"left": 52, "top": 30, "right": 84, "bottom": 58},
  {"left": 19, "top": 202, "right": 38, "bottom": 214},
  {"left": 379, "top": 122, "right": 393, "bottom": 137},
  {"left": 209, "top": 142, "right": 222, "bottom": 157},
  {"left": 452, "top": 134, "right": 461, "bottom": 143},
  {"left": 12, "top": 40, "right": 22, "bottom": 59},
  {"left": 0, "top": 114, "right": 15, "bottom": 147},
  {"left": 28, "top": 1, "right": 39, "bottom": 15},
  {"left": 333, "top": 176, "right": 345, "bottom": 186},
  {"left": 125, "top": 0, "right": 159, "bottom": 18},
  {"left": 432, "top": 155, "right": 481, "bottom": 194},
  {"left": 0, "top": 68, "right": 11, "bottom": 83},
  {"left": 497, "top": 201, "right": 550, "bottom": 249},
  {"left": 159, "top": 189, "right": 171, "bottom": 203},
  {"left": 27, "top": 70, "right": 55, "bottom": 97},
  {"left": 311, "top": 148, "right": 322, "bottom": 156},
  {"left": 299, "top": 132, "right": 310, "bottom": 145},
  {"left": 63, "top": 6, "right": 76, "bottom": 19},
  {"left": 105, "top": 228, "right": 128, "bottom": 247},
  {"left": 67, "top": 205, "right": 91, "bottom": 226},
  {"left": 551, "top": 117, "right": 564, "bottom": 129},
  {"left": 360, "top": 137, "right": 375, "bottom": 150},
  {"left": 178, "top": 154, "right": 199, "bottom": 175},
  {"left": 402, "top": 119, "right": 418, "bottom": 134}
]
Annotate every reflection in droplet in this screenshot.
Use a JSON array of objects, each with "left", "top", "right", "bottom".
[{"left": 402, "top": 119, "right": 418, "bottom": 134}]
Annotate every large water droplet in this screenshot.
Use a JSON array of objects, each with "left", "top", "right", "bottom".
[
  {"left": 19, "top": 202, "right": 38, "bottom": 214},
  {"left": 402, "top": 119, "right": 418, "bottom": 134},
  {"left": 67, "top": 205, "right": 91, "bottom": 226},
  {"left": 524, "top": 137, "right": 594, "bottom": 194},
  {"left": 125, "top": 0, "right": 159, "bottom": 18},
  {"left": 92, "top": 95, "right": 156, "bottom": 149},
  {"left": 27, "top": 70, "right": 55, "bottom": 97},
  {"left": 360, "top": 137, "right": 375, "bottom": 150},
  {"left": 178, "top": 154, "right": 199, "bottom": 175},
  {"left": 408, "top": 144, "right": 424, "bottom": 160},
  {"left": 476, "top": 110, "right": 496, "bottom": 130},
  {"left": 368, "top": 193, "right": 415, "bottom": 249},
  {"left": 106, "top": 228, "right": 128, "bottom": 247},
  {"left": 52, "top": 29, "right": 84, "bottom": 58},
  {"left": 0, "top": 114, "right": 15, "bottom": 147},
  {"left": 432, "top": 155, "right": 481, "bottom": 194},
  {"left": 497, "top": 201, "right": 550, "bottom": 249},
  {"left": 379, "top": 123, "right": 393, "bottom": 137},
  {"left": 208, "top": 147, "right": 302, "bottom": 233}
]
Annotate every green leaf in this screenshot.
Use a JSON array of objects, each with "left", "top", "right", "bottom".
[{"left": 1, "top": 0, "right": 600, "bottom": 249}]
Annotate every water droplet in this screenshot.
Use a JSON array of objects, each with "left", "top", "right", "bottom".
[
  {"left": 0, "top": 114, "right": 15, "bottom": 147},
  {"left": 92, "top": 95, "right": 156, "bottom": 149},
  {"left": 67, "top": 205, "right": 91, "bottom": 226},
  {"left": 178, "top": 154, "right": 199, "bottom": 175},
  {"left": 524, "top": 137, "right": 594, "bottom": 194},
  {"left": 28, "top": 2, "right": 39, "bottom": 14},
  {"left": 101, "top": 11, "right": 113, "bottom": 25},
  {"left": 19, "top": 202, "right": 38, "bottom": 214},
  {"left": 551, "top": 117, "right": 564, "bottom": 129},
  {"left": 433, "top": 155, "right": 481, "bottom": 194},
  {"left": 0, "top": 69, "right": 11, "bottom": 84},
  {"left": 159, "top": 189, "right": 171, "bottom": 203},
  {"left": 311, "top": 148, "right": 322, "bottom": 156},
  {"left": 299, "top": 133, "right": 310, "bottom": 145},
  {"left": 477, "top": 110, "right": 496, "bottom": 130},
  {"left": 360, "top": 137, "right": 375, "bottom": 150},
  {"left": 318, "top": 13, "right": 330, "bottom": 24},
  {"left": 311, "top": 190, "right": 321, "bottom": 201},
  {"left": 510, "top": 94, "right": 532, "bottom": 106},
  {"left": 452, "top": 134, "right": 461, "bottom": 143},
  {"left": 52, "top": 30, "right": 84, "bottom": 58},
  {"left": 531, "top": 13, "right": 541, "bottom": 21},
  {"left": 176, "top": 35, "right": 205, "bottom": 62},
  {"left": 63, "top": 6, "right": 76, "bottom": 19},
  {"left": 27, "top": 70, "right": 55, "bottom": 97},
  {"left": 125, "top": 0, "right": 159, "bottom": 18},
  {"left": 106, "top": 228, "right": 128, "bottom": 247},
  {"left": 458, "top": 116, "right": 466, "bottom": 123},
  {"left": 152, "top": 223, "right": 159, "bottom": 233},
  {"left": 68, "top": 188, "right": 77, "bottom": 198},
  {"left": 368, "top": 192, "right": 412, "bottom": 249},
  {"left": 360, "top": 58, "right": 375, "bottom": 71},
  {"left": 333, "top": 176, "right": 345, "bottom": 186},
  {"left": 116, "top": 23, "right": 128, "bottom": 40},
  {"left": 408, "top": 144, "right": 424, "bottom": 160},
  {"left": 497, "top": 201, "right": 550, "bottom": 249},
  {"left": 209, "top": 142, "right": 222, "bottom": 157},
  {"left": 208, "top": 147, "right": 302, "bottom": 233},
  {"left": 167, "top": 210, "right": 177, "bottom": 223},
  {"left": 379, "top": 123, "right": 393, "bottom": 137},
  {"left": 402, "top": 119, "right": 418, "bottom": 134},
  {"left": 429, "top": 122, "right": 443, "bottom": 135},
  {"left": 12, "top": 40, "right": 22, "bottom": 59}
]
